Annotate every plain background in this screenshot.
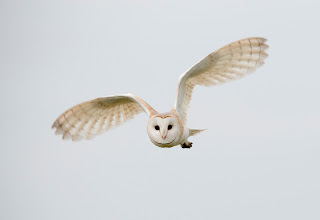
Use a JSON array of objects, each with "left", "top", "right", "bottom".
[{"left": 1, "top": 0, "right": 319, "bottom": 219}]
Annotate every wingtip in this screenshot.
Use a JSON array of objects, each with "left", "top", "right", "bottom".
[
  {"left": 259, "top": 37, "right": 267, "bottom": 42},
  {"left": 51, "top": 121, "right": 57, "bottom": 129}
]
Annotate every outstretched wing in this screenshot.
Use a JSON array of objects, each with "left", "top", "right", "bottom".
[
  {"left": 52, "top": 94, "right": 157, "bottom": 141},
  {"left": 174, "top": 37, "right": 268, "bottom": 123}
]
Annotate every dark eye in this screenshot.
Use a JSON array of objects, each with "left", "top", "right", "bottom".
[
  {"left": 168, "top": 125, "right": 172, "bottom": 130},
  {"left": 155, "top": 125, "right": 160, "bottom": 130}
]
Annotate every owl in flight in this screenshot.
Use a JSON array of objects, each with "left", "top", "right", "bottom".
[{"left": 52, "top": 37, "right": 268, "bottom": 148}]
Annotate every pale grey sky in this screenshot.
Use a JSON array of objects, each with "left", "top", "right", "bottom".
[{"left": 1, "top": 0, "right": 319, "bottom": 219}]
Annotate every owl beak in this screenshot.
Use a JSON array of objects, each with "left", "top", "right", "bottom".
[{"left": 161, "top": 130, "right": 167, "bottom": 139}]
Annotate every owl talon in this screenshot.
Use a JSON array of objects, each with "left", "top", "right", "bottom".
[{"left": 181, "top": 142, "right": 193, "bottom": 148}]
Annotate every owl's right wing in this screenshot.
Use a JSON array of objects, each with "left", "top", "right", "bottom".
[
  {"left": 52, "top": 94, "right": 157, "bottom": 141},
  {"left": 174, "top": 37, "right": 268, "bottom": 123}
]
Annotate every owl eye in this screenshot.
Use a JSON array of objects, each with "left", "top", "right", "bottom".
[
  {"left": 155, "top": 125, "right": 160, "bottom": 130},
  {"left": 168, "top": 125, "right": 172, "bottom": 130}
]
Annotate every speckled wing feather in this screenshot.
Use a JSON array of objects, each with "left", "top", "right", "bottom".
[
  {"left": 174, "top": 37, "right": 268, "bottom": 123},
  {"left": 52, "top": 94, "right": 156, "bottom": 141}
]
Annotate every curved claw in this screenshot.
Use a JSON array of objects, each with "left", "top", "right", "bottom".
[{"left": 181, "top": 141, "right": 193, "bottom": 149}]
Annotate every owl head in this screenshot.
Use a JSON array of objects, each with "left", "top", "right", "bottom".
[{"left": 147, "top": 113, "right": 182, "bottom": 147}]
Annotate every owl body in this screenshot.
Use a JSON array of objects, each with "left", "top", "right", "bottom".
[{"left": 52, "top": 37, "right": 268, "bottom": 148}]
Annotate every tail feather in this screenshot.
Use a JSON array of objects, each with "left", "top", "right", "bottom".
[{"left": 189, "top": 129, "right": 206, "bottom": 136}]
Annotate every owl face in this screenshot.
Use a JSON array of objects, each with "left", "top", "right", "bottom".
[{"left": 147, "top": 115, "right": 181, "bottom": 147}]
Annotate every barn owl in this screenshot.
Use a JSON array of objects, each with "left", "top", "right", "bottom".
[{"left": 52, "top": 37, "right": 268, "bottom": 148}]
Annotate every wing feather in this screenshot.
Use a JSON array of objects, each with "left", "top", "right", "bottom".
[
  {"left": 52, "top": 94, "right": 157, "bottom": 141},
  {"left": 174, "top": 37, "right": 269, "bottom": 123}
]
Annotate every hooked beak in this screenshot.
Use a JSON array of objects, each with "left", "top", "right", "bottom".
[{"left": 161, "top": 130, "right": 167, "bottom": 139}]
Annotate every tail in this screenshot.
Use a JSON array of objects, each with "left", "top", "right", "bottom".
[{"left": 189, "top": 129, "right": 206, "bottom": 136}]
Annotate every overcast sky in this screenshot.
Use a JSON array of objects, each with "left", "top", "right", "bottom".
[{"left": 1, "top": 0, "right": 320, "bottom": 219}]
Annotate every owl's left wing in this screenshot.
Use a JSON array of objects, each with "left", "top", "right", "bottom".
[
  {"left": 174, "top": 37, "right": 268, "bottom": 123},
  {"left": 52, "top": 94, "right": 157, "bottom": 141}
]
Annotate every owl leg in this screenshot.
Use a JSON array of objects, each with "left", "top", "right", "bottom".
[{"left": 181, "top": 141, "right": 192, "bottom": 148}]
